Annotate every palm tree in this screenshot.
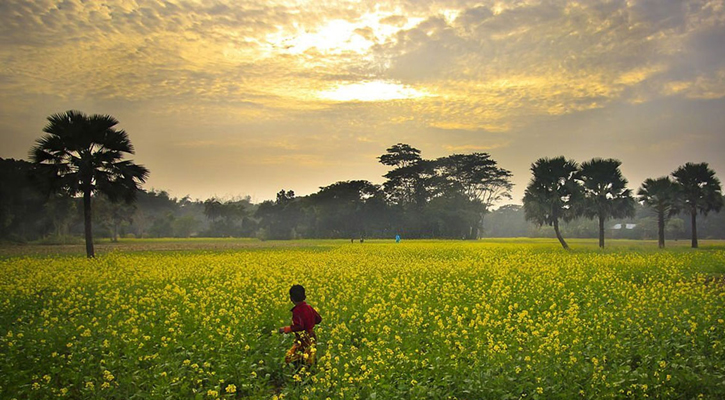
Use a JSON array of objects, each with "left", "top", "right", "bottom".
[
  {"left": 523, "top": 156, "right": 582, "bottom": 250},
  {"left": 637, "top": 177, "right": 680, "bottom": 248},
  {"left": 30, "top": 110, "right": 149, "bottom": 257},
  {"left": 578, "top": 158, "right": 635, "bottom": 248},
  {"left": 671, "top": 162, "right": 723, "bottom": 248}
]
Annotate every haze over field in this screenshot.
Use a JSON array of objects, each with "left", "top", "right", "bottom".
[{"left": 1, "top": 0, "right": 724, "bottom": 203}]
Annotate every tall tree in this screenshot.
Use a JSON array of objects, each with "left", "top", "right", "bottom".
[
  {"left": 435, "top": 153, "right": 513, "bottom": 238},
  {"left": 378, "top": 143, "right": 424, "bottom": 206},
  {"left": 637, "top": 177, "right": 680, "bottom": 248},
  {"left": 671, "top": 162, "right": 723, "bottom": 248},
  {"left": 522, "top": 157, "right": 582, "bottom": 250},
  {"left": 578, "top": 158, "right": 636, "bottom": 248},
  {"left": 30, "top": 110, "right": 149, "bottom": 257}
]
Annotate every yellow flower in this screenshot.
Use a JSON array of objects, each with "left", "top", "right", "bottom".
[{"left": 225, "top": 384, "right": 237, "bottom": 393}]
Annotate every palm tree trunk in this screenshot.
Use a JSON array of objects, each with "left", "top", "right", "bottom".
[
  {"left": 553, "top": 219, "right": 569, "bottom": 250},
  {"left": 598, "top": 215, "right": 605, "bottom": 248},
  {"left": 657, "top": 211, "right": 665, "bottom": 249},
  {"left": 690, "top": 210, "right": 698, "bottom": 249},
  {"left": 83, "top": 189, "right": 95, "bottom": 258}
]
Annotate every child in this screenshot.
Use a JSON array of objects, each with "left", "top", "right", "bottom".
[{"left": 278, "top": 284, "right": 322, "bottom": 365}]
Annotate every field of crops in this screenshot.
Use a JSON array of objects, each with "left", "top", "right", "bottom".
[{"left": 1, "top": 239, "right": 724, "bottom": 399}]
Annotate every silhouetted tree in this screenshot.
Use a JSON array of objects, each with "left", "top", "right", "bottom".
[
  {"left": 379, "top": 143, "right": 424, "bottom": 206},
  {"left": 435, "top": 153, "right": 513, "bottom": 238},
  {"left": 30, "top": 110, "right": 149, "bottom": 257},
  {"left": 203, "top": 199, "right": 224, "bottom": 222},
  {"left": 0, "top": 158, "right": 54, "bottom": 241},
  {"left": 672, "top": 162, "right": 723, "bottom": 248},
  {"left": 255, "top": 190, "right": 302, "bottom": 239},
  {"left": 308, "top": 180, "right": 383, "bottom": 238},
  {"left": 523, "top": 157, "right": 582, "bottom": 250},
  {"left": 637, "top": 177, "right": 681, "bottom": 248},
  {"left": 578, "top": 158, "right": 635, "bottom": 248}
]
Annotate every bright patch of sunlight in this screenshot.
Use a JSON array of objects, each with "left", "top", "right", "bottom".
[
  {"left": 318, "top": 80, "right": 433, "bottom": 102},
  {"left": 263, "top": 12, "right": 424, "bottom": 56}
]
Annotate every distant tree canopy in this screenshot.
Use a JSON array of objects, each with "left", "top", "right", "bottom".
[
  {"left": 3, "top": 138, "right": 724, "bottom": 245},
  {"left": 375, "top": 144, "right": 513, "bottom": 239}
]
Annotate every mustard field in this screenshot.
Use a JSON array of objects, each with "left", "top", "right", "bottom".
[{"left": 1, "top": 240, "right": 724, "bottom": 399}]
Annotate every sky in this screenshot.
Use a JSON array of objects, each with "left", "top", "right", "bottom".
[{"left": 1, "top": 0, "right": 724, "bottom": 205}]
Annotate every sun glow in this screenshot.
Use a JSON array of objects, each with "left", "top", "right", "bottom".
[
  {"left": 263, "top": 12, "right": 425, "bottom": 56},
  {"left": 318, "top": 80, "right": 433, "bottom": 102}
]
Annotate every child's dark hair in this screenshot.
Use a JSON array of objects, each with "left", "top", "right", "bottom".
[{"left": 289, "top": 285, "right": 306, "bottom": 302}]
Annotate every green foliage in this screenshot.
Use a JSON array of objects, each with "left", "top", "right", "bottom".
[
  {"left": 578, "top": 158, "right": 636, "bottom": 247},
  {"left": 523, "top": 156, "right": 582, "bottom": 249},
  {"left": 672, "top": 162, "right": 724, "bottom": 248},
  {"left": 29, "top": 110, "right": 149, "bottom": 257},
  {"left": 1, "top": 240, "right": 724, "bottom": 399}
]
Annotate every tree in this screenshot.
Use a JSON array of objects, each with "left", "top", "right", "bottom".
[
  {"left": 94, "top": 193, "right": 135, "bottom": 241},
  {"left": 578, "top": 158, "right": 635, "bottom": 248},
  {"left": 378, "top": 143, "right": 424, "bottom": 206},
  {"left": 30, "top": 110, "right": 149, "bottom": 257},
  {"left": 203, "top": 197, "right": 248, "bottom": 237},
  {"left": 435, "top": 153, "right": 513, "bottom": 238},
  {"left": 637, "top": 177, "right": 680, "bottom": 248},
  {"left": 203, "top": 198, "right": 224, "bottom": 223},
  {"left": 671, "top": 162, "right": 723, "bottom": 248},
  {"left": 522, "top": 157, "right": 582, "bottom": 250},
  {"left": 0, "top": 158, "right": 53, "bottom": 241},
  {"left": 255, "top": 190, "right": 302, "bottom": 240},
  {"left": 308, "top": 180, "right": 382, "bottom": 238}
]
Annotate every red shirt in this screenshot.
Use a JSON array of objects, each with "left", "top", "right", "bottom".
[{"left": 287, "top": 301, "right": 321, "bottom": 335}]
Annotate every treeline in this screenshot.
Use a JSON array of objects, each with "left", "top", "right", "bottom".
[
  {"left": 0, "top": 158, "right": 257, "bottom": 242},
  {"left": 2, "top": 148, "right": 724, "bottom": 244},
  {"left": 1, "top": 141, "right": 513, "bottom": 241},
  {"left": 485, "top": 203, "right": 725, "bottom": 241}
]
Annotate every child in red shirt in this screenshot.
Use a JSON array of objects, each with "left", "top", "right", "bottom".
[{"left": 278, "top": 284, "right": 322, "bottom": 364}]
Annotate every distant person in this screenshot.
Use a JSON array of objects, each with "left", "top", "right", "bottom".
[
  {"left": 360, "top": 237, "right": 364, "bottom": 243},
  {"left": 395, "top": 234, "right": 401, "bottom": 243},
  {"left": 351, "top": 238, "right": 354, "bottom": 244},
  {"left": 278, "top": 284, "right": 322, "bottom": 365}
]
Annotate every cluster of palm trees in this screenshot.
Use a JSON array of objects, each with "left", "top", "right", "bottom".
[
  {"left": 523, "top": 157, "right": 723, "bottom": 250},
  {"left": 28, "top": 110, "right": 722, "bottom": 257}
]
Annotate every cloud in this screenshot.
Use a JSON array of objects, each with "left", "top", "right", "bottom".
[{"left": 1, "top": 0, "right": 725, "bottom": 201}]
